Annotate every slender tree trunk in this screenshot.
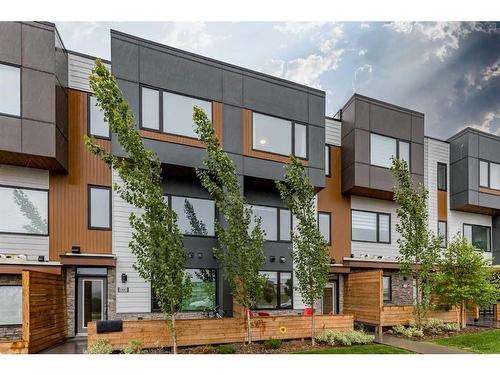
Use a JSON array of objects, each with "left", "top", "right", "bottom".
[
  {"left": 311, "top": 308, "right": 316, "bottom": 346},
  {"left": 415, "top": 278, "right": 422, "bottom": 328},
  {"left": 171, "top": 314, "right": 177, "bottom": 354},
  {"left": 460, "top": 301, "right": 467, "bottom": 329},
  {"left": 246, "top": 307, "right": 252, "bottom": 345}
]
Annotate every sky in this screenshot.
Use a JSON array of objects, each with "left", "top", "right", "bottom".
[{"left": 55, "top": 21, "right": 500, "bottom": 140}]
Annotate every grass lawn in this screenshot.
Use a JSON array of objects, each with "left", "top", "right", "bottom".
[
  {"left": 295, "top": 343, "right": 413, "bottom": 354},
  {"left": 430, "top": 329, "right": 500, "bottom": 354}
]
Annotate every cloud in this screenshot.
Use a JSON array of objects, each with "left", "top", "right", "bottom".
[
  {"left": 464, "top": 108, "right": 500, "bottom": 135},
  {"left": 160, "top": 22, "right": 227, "bottom": 51},
  {"left": 358, "top": 49, "right": 367, "bottom": 56},
  {"left": 260, "top": 59, "right": 284, "bottom": 77},
  {"left": 56, "top": 22, "right": 99, "bottom": 41},
  {"left": 360, "top": 23, "right": 370, "bottom": 29},
  {"left": 352, "top": 64, "right": 373, "bottom": 91},
  {"left": 273, "top": 22, "right": 326, "bottom": 34},
  {"left": 482, "top": 58, "right": 500, "bottom": 82}
]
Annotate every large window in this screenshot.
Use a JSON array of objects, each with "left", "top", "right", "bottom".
[
  {"left": 170, "top": 196, "right": 215, "bottom": 236},
  {"left": 437, "top": 163, "right": 447, "bottom": 191},
  {"left": 325, "top": 145, "right": 331, "bottom": 176},
  {"left": 163, "top": 92, "right": 212, "bottom": 138},
  {"left": 383, "top": 275, "right": 392, "bottom": 302},
  {"left": 0, "top": 63, "right": 20, "bottom": 117},
  {"left": 370, "top": 133, "right": 410, "bottom": 169},
  {"left": 89, "top": 95, "right": 110, "bottom": 138},
  {"left": 318, "top": 212, "right": 331, "bottom": 245},
  {"left": 88, "top": 186, "right": 111, "bottom": 230},
  {"left": 0, "top": 186, "right": 48, "bottom": 235},
  {"left": 0, "top": 285, "right": 22, "bottom": 325},
  {"left": 479, "top": 160, "right": 500, "bottom": 190},
  {"left": 463, "top": 224, "right": 491, "bottom": 252},
  {"left": 252, "top": 112, "right": 307, "bottom": 158},
  {"left": 141, "top": 87, "right": 212, "bottom": 137},
  {"left": 254, "top": 271, "right": 293, "bottom": 309},
  {"left": 351, "top": 210, "right": 391, "bottom": 243},
  {"left": 248, "top": 205, "right": 291, "bottom": 242},
  {"left": 152, "top": 268, "right": 216, "bottom": 312},
  {"left": 438, "top": 221, "right": 447, "bottom": 248}
]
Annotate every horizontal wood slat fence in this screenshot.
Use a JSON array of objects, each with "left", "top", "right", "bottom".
[{"left": 88, "top": 314, "right": 354, "bottom": 350}]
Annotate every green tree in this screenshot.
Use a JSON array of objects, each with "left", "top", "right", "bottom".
[
  {"left": 192, "top": 106, "right": 266, "bottom": 345},
  {"left": 433, "top": 235, "right": 500, "bottom": 328},
  {"left": 276, "top": 156, "right": 330, "bottom": 345},
  {"left": 391, "top": 157, "right": 441, "bottom": 328},
  {"left": 84, "top": 59, "right": 191, "bottom": 354}
]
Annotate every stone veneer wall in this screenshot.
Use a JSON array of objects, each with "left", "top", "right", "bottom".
[
  {"left": 0, "top": 274, "right": 23, "bottom": 341},
  {"left": 383, "top": 271, "right": 413, "bottom": 306},
  {"left": 65, "top": 267, "right": 76, "bottom": 337}
]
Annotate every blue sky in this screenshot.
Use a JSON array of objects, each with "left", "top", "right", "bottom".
[{"left": 56, "top": 22, "right": 500, "bottom": 140}]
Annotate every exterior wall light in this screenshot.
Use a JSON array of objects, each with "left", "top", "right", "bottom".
[
  {"left": 270, "top": 256, "right": 276, "bottom": 263},
  {"left": 121, "top": 273, "right": 128, "bottom": 283},
  {"left": 71, "top": 246, "right": 81, "bottom": 254},
  {"left": 279, "top": 256, "right": 286, "bottom": 264},
  {"left": 197, "top": 252, "right": 203, "bottom": 259}
]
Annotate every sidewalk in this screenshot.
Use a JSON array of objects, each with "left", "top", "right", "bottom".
[
  {"left": 375, "top": 334, "right": 474, "bottom": 354},
  {"left": 40, "top": 337, "right": 87, "bottom": 354}
]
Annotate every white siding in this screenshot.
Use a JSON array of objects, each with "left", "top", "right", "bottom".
[
  {"left": 0, "top": 165, "right": 49, "bottom": 257},
  {"left": 325, "top": 118, "right": 341, "bottom": 146},
  {"left": 68, "top": 53, "right": 111, "bottom": 93},
  {"left": 351, "top": 195, "right": 401, "bottom": 259},
  {"left": 112, "top": 170, "right": 151, "bottom": 313}
]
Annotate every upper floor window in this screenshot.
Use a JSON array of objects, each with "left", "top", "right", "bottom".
[
  {"left": 351, "top": 209, "right": 390, "bottom": 243},
  {"left": 141, "top": 87, "right": 160, "bottom": 130},
  {"left": 438, "top": 220, "right": 447, "bottom": 248},
  {"left": 252, "top": 112, "right": 307, "bottom": 158},
  {"left": 0, "top": 186, "right": 48, "bottom": 235},
  {"left": 248, "top": 205, "right": 291, "bottom": 242},
  {"left": 88, "top": 186, "right": 111, "bottom": 230},
  {"left": 89, "top": 96, "right": 110, "bottom": 139},
  {"left": 0, "top": 285, "right": 22, "bottom": 325},
  {"left": 437, "top": 163, "right": 447, "bottom": 191},
  {"left": 0, "top": 63, "right": 20, "bottom": 117},
  {"left": 463, "top": 224, "right": 491, "bottom": 252},
  {"left": 370, "top": 133, "right": 410, "bottom": 169},
  {"left": 254, "top": 271, "right": 293, "bottom": 310},
  {"left": 479, "top": 160, "right": 500, "bottom": 190},
  {"left": 169, "top": 195, "right": 215, "bottom": 236},
  {"left": 325, "top": 145, "right": 331, "bottom": 176},
  {"left": 318, "top": 212, "right": 331, "bottom": 245}
]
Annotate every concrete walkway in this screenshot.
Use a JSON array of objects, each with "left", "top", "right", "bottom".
[
  {"left": 375, "top": 334, "right": 474, "bottom": 354},
  {"left": 40, "top": 337, "right": 87, "bottom": 354}
]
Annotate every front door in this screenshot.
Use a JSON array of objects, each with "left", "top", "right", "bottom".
[
  {"left": 77, "top": 277, "right": 106, "bottom": 335},
  {"left": 322, "top": 282, "right": 337, "bottom": 314}
]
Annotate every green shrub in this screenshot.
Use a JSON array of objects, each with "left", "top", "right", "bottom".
[
  {"left": 85, "top": 339, "right": 113, "bottom": 354},
  {"left": 216, "top": 344, "right": 236, "bottom": 354},
  {"left": 443, "top": 322, "right": 460, "bottom": 332},
  {"left": 123, "top": 340, "right": 144, "bottom": 354},
  {"left": 389, "top": 325, "right": 424, "bottom": 338},
  {"left": 316, "top": 330, "right": 374, "bottom": 346},
  {"left": 422, "top": 319, "right": 460, "bottom": 334},
  {"left": 263, "top": 339, "right": 283, "bottom": 350}
]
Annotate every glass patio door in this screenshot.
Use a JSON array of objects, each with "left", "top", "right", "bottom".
[{"left": 77, "top": 277, "right": 106, "bottom": 335}]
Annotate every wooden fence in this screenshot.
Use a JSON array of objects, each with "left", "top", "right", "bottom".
[
  {"left": 88, "top": 314, "right": 354, "bottom": 350},
  {"left": 381, "top": 305, "right": 459, "bottom": 326},
  {"left": 0, "top": 270, "right": 67, "bottom": 354}
]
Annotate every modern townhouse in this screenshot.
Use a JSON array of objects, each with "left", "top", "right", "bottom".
[{"left": 0, "top": 22, "right": 498, "bottom": 353}]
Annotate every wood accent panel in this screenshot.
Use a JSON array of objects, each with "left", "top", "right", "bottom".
[
  {"left": 139, "top": 101, "right": 223, "bottom": 149},
  {"left": 242, "top": 109, "right": 309, "bottom": 165},
  {"left": 479, "top": 187, "right": 500, "bottom": 197},
  {"left": 59, "top": 254, "right": 116, "bottom": 266},
  {"left": 22, "top": 270, "right": 67, "bottom": 353},
  {"left": 496, "top": 304, "right": 500, "bottom": 322},
  {"left": 343, "top": 270, "right": 382, "bottom": 325},
  {"left": 88, "top": 314, "right": 354, "bottom": 349},
  {"left": 49, "top": 90, "right": 112, "bottom": 260},
  {"left": 344, "top": 260, "right": 400, "bottom": 270},
  {"left": 437, "top": 190, "right": 448, "bottom": 221},
  {"left": 0, "top": 150, "right": 64, "bottom": 172},
  {"left": 466, "top": 305, "right": 479, "bottom": 320},
  {"left": 318, "top": 146, "right": 351, "bottom": 263},
  {"left": 0, "top": 340, "right": 27, "bottom": 354},
  {"left": 0, "top": 264, "right": 61, "bottom": 275},
  {"left": 381, "top": 305, "right": 459, "bottom": 326}
]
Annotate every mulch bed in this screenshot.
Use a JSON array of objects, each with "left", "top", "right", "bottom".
[{"left": 387, "top": 325, "right": 492, "bottom": 341}]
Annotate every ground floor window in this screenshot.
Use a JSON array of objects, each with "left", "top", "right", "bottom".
[
  {"left": 254, "top": 271, "right": 293, "bottom": 309},
  {"left": 152, "top": 268, "right": 216, "bottom": 312},
  {"left": 383, "top": 275, "right": 392, "bottom": 302},
  {"left": 0, "top": 285, "right": 22, "bottom": 325}
]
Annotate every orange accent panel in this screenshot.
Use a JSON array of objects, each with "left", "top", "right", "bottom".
[
  {"left": 479, "top": 187, "right": 500, "bottom": 197},
  {"left": 437, "top": 190, "right": 448, "bottom": 221},
  {"left": 242, "top": 109, "right": 309, "bottom": 165},
  {"left": 317, "top": 146, "right": 351, "bottom": 264},
  {"left": 139, "top": 101, "right": 223, "bottom": 148},
  {"left": 49, "top": 90, "right": 112, "bottom": 260}
]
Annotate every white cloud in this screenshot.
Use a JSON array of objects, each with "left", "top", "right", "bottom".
[
  {"left": 160, "top": 22, "right": 227, "bottom": 51},
  {"left": 273, "top": 22, "right": 326, "bottom": 34},
  {"left": 260, "top": 59, "right": 284, "bottom": 77},
  {"left": 360, "top": 23, "right": 370, "bottom": 29},
  {"left": 56, "top": 22, "right": 100, "bottom": 41},
  {"left": 358, "top": 49, "right": 367, "bottom": 56},
  {"left": 482, "top": 58, "right": 500, "bottom": 82},
  {"left": 465, "top": 108, "right": 500, "bottom": 135},
  {"left": 352, "top": 64, "right": 373, "bottom": 91}
]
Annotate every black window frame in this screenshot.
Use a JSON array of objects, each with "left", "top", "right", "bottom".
[
  {"left": 165, "top": 194, "right": 216, "bottom": 238},
  {"left": 325, "top": 145, "right": 331, "bottom": 177},
  {"left": 318, "top": 211, "right": 332, "bottom": 245},
  {"left": 463, "top": 223, "right": 492, "bottom": 253},
  {"left": 151, "top": 268, "right": 218, "bottom": 313},
  {"left": 438, "top": 220, "right": 447, "bottom": 248},
  {"left": 248, "top": 204, "right": 292, "bottom": 243},
  {"left": 0, "top": 184, "right": 49, "bottom": 237},
  {"left": 479, "top": 159, "right": 500, "bottom": 191},
  {"left": 0, "top": 61, "right": 21, "bottom": 119},
  {"left": 351, "top": 209, "right": 391, "bottom": 244},
  {"left": 253, "top": 270, "right": 294, "bottom": 310},
  {"left": 251, "top": 111, "right": 309, "bottom": 160},
  {"left": 87, "top": 94, "right": 111, "bottom": 140},
  {"left": 87, "top": 185, "right": 112, "bottom": 231},
  {"left": 369, "top": 132, "right": 411, "bottom": 170},
  {"left": 139, "top": 84, "right": 213, "bottom": 140},
  {"left": 0, "top": 284, "right": 22, "bottom": 326},
  {"left": 437, "top": 162, "right": 447, "bottom": 191},
  {"left": 383, "top": 275, "right": 392, "bottom": 303}
]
